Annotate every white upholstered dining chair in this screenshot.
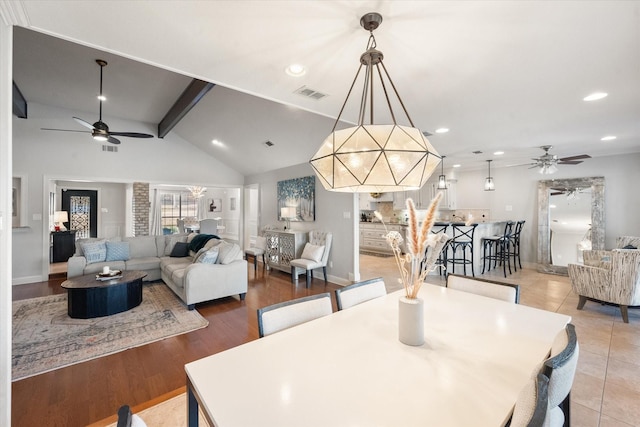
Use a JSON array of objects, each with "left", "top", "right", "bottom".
[
  {"left": 244, "top": 236, "right": 267, "bottom": 274},
  {"left": 446, "top": 274, "right": 520, "bottom": 303},
  {"left": 542, "top": 323, "right": 579, "bottom": 427},
  {"left": 509, "top": 373, "right": 550, "bottom": 427},
  {"left": 290, "top": 231, "right": 332, "bottom": 288},
  {"left": 335, "top": 277, "right": 387, "bottom": 310},
  {"left": 257, "top": 293, "right": 333, "bottom": 338}
]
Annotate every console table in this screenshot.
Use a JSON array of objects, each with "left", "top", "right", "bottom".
[
  {"left": 264, "top": 230, "right": 307, "bottom": 273},
  {"left": 51, "top": 230, "right": 76, "bottom": 263}
]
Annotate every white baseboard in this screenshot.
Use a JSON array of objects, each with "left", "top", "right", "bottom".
[{"left": 12, "top": 275, "right": 46, "bottom": 286}]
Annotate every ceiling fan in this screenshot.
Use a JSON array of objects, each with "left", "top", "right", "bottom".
[
  {"left": 530, "top": 145, "right": 591, "bottom": 174},
  {"left": 41, "top": 59, "right": 154, "bottom": 145}
]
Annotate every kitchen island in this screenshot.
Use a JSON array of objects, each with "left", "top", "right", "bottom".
[{"left": 359, "top": 221, "right": 508, "bottom": 276}]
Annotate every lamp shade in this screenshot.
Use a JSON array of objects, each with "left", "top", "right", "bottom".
[
  {"left": 280, "top": 207, "right": 296, "bottom": 219},
  {"left": 310, "top": 124, "right": 441, "bottom": 193},
  {"left": 54, "top": 211, "right": 68, "bottom": 223}
]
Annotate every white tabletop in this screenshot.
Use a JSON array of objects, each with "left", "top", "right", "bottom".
[{"left": 186, "top": 284, "right": 570, "bottom": 427}]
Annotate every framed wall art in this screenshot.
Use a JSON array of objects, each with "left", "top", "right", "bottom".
[{"left": 277, "top": 176, "right": 315, "bottom": 222}]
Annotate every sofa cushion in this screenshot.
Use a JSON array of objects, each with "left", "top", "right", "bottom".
[
  {"left": 163, "top": 259, "right": 191, "bottom": 276},
  {"left": 170, "top": 242, "right": 190, "bottom": 257},
  {"left": 81, "top": 241, "right": 107, "bottom": 264},
  {"left": 187, "top": 232, "right": 198, "bottom": 243},
  {"left": 164, "top": 234, "right": 188, "bottom": 256},
  {"left": 171, "top": 269, "right": 186, "bottom": 288},
  {"left": 106, "top": 241, "right": 130, "bottom": 262},
  {"left": 125, "top": 236, "right": 158, "bottom": 258},
  {"left": 217, "top": 241, "right": 242, "bottom": 265},
  {"left": 198, "top": 247, "right": 220, "bottom": 264},
  {"left": 126, "top": 256, "right": 161, "bottom": 271},
  {"left": 301, "top": 243, "right": 325, "bottom": 262}
]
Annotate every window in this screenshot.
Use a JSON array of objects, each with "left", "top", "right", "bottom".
[{"left": 160, "top": 192, "right": 200, "bottom": 234}]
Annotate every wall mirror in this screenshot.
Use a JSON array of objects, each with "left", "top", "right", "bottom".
[{"left": 537, "top": 176, "right": 605, "bottom": 275}]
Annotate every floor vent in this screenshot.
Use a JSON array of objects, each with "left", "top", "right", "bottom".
[
  {"left": 102, "top": 145, "right": 118, "bottom": 153},
  {"left": 294, "top": 86, "right": 328, "bottom": 100}
]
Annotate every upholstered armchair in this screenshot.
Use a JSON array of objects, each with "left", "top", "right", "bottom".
[
  {"left": 568, "top": 249, "right": 640, "bottom": 323},
  {"left": 290, "top": 231, "right": 333, "bottom": 288}
]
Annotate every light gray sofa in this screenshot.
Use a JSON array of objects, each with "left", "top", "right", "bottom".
[{"left": 67, "top": 234, "right": 247, "bottom": 309}]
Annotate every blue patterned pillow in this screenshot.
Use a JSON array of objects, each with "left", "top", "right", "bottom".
[
  {"left": 81, "top": 241, "right": 107, "bottom": 264},
  {"left": 106, "top": 241, "right": 130, "bottom": 261},
  {"left": 198, "top": 247, "right": 220, "bottom": 264}
]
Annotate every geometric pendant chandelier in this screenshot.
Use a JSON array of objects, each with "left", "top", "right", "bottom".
[{"left": 310, "top": 12, "right": 441, "bottom": 193}]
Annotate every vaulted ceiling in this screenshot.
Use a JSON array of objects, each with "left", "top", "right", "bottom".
[{"left": 8, "top": 1, "right": 640, "bottom": 176}]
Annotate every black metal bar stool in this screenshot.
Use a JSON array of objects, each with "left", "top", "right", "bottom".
[
  {"left": 481, "top": 221, "right": 514, "bottom": 278},
  {"left": 509, "top": 220, "right": 525, "bottom": 271},
  {"left": 447, "top": 223, "right": 478, "bottom": 277},
  {"left": 422, "top": 222, "right": 449, "bottom": 275}
]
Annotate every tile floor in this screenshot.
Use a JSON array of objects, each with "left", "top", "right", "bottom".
[{"left": 359, "top": 254, "right": 640, "bottom": 427}]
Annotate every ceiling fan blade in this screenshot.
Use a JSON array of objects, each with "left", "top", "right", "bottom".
[
  {"left": 107, "top": 136, "right": 121, "bottom": 145},
  {"left": 109, "top": 131, "right": 154, "bottom": 138},
  {"left": 73, "top": 116, "right": 96, "bottom": 130},
  {"left": 558, "top": 160, "right": 583, "bottom": 165},
  {"left": 41, "top": 128, "right": 89, "bottom": 134},
  {"left": 559, "top": 154, "right": 591, "bottom": 162}
]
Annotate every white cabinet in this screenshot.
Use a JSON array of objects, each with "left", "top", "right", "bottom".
[
  {"left": 359, "top": 193, "right": 372, "bottom": 210},
  {"left": 392, "top": 191, "right": 406, "bottom": 210},
  {"left": 360, "top": 223, "right": 406, "bottom": 254},
  {"left": 431, "top": 180, "right": 457, "bottom": 210},
  {"left": 264, "top": 230, "right": 308, "bottom": 273}
]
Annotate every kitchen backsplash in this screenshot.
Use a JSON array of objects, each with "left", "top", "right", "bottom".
[{"left": 361, "top": 201, "right": 491, "bottom": 223}]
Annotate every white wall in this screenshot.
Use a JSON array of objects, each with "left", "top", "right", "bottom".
[
  {"left": 450, "top": 152, "right": 640, "bottom": 265},
  {"left": 12, "top": 102, "right": 245, "bottom": 284},
  {"left": 246, "top": 163, "right": 356, "bottom": 285}
]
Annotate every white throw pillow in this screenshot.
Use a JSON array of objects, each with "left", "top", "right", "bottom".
[
  {"left": 198, "top": 246, "right": 220, "bottom": 264},
  {"left": 301, "top": 243, "right": 325, "bottom": 262},
  {"left": 217, "top": 241, "right": 242, "bottom": 265}
]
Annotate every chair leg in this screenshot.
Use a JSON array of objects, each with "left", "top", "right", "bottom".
[
  {"left": 306, "top": 270, "right": 311, "bottom": 288},
  {"left": 577, "top": 295, "right": 587, "bottom": 310},
  {"left": 620, "top": 305, "right": 629, "bottom": 323},
  {"left": 323, "top": 266, "right": 327, "bottom": 283},
  {"left": 561, "top": 392, "right": 570, "bottom": 427},
  {"left": 253, "top": 256, "right": 257, "bottom": 273},
  {"left": 291, "top": 266, "right": 296, "bottom": 283}
]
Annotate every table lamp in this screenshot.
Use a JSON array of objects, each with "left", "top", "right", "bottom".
[
  {"left": 280, "top": 207, "right": 296, "bottom": 230},
  {"left": 54, "top": 211, "right": 68, "bottom": 231}
]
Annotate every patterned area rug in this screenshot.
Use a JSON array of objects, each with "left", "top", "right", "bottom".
[{"left": 12, "top": 282, "right": 208, "bottom": 381}]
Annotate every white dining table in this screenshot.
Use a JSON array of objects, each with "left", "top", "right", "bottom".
[{"left": 185, "top": 284, "right": 571, "bottom": 427}]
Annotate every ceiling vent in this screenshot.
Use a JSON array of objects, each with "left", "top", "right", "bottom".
[
  {"left": 264, "top": 140, "right": 274, "bottom": 147},
  {"left": 422, "top": 131, "right": 433, "bottom": 137},
  {"left": 294, "top": 86, "right": 328, "bottom": 100},
  {"left": 472, "top": 150, "right": 483, "bottom": 155},
  {"left": 102, "top": 144, "right": 118, "bottom": 153}
]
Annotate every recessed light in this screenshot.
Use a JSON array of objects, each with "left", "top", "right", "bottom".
[
  {"left": 97, "top": 95, "right": 106, "bottom": 101},
  {"left": 452, "top": 164, "right": 461, "bottom": 168},
  {"left": 211, "top": 139, "right": 224, "bottom": 146},
  {"left": 549, "top": 204, "right": 557, "bottom": 209},
  {"left": 601, "top": 136, "right": 617, "bottom": 141},
  {"left": 435, "top": 128, "right": 449, "bottom": 134},
  {"left": 583, "top": 92, "right": 608, "bottom": 101},
  {"left": 285, "top": 64, "right": 306, "bottom": 77},
  {"left": 493, "top": 151, "right": 504, "bottom": 155}
]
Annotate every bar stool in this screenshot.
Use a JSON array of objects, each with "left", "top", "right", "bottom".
[
  {"left": 482, "top": 221, "right": 514, "bottom": 278},
  {"left": 509, "top": 220, "right": 525, "bottom": 271},
  {"left": 422, "top": 222, "right": 449, "bottom": 275},
  {"left": 447, "top": 223, "right": 478, "bottom": 277}
]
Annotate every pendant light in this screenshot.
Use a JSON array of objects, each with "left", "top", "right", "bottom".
[
  {"left": 437, "top": 156, "right": 448, "bottom": 190},
  {"left": 484, "top": 160, "right": 495, "bottom": 191},
  {"left": 310, "top": 12, "right": 441, "bottom": 193}
]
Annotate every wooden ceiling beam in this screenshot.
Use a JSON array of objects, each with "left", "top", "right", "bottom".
[
  {"left": 158, "top": 79, "right": 214, "bottom": 138},
  {"left": 13, "top": 81, "right": 27, "bottom": 118}
]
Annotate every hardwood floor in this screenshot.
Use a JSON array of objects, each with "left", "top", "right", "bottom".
[{"left": 11, "top": 265, "right": 341, "bottom": 427}]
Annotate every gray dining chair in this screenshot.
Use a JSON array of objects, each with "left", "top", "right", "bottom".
[
  {"left": 446, "top": 273, "right": 520, "bottom": 303},
  {"left": 257, "top": 293, "right": 333, "bottom": 338},
  {"left": 509, "top": 373, "right": 550, "bottom": 427},
  {"left": 543, "top": 323, "right": 579, "bottom": 427},
  {"left": 335, "top": 277, "right": 386, "bottom": 310}
]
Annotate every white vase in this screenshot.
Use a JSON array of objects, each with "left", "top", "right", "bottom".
[{"left": 398, "top": 296, "right": 425, "bottom": 346}]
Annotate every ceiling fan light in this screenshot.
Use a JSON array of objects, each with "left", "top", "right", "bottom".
[{"left": 93, "top": 134, "right": 108, "bottom": 141}]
